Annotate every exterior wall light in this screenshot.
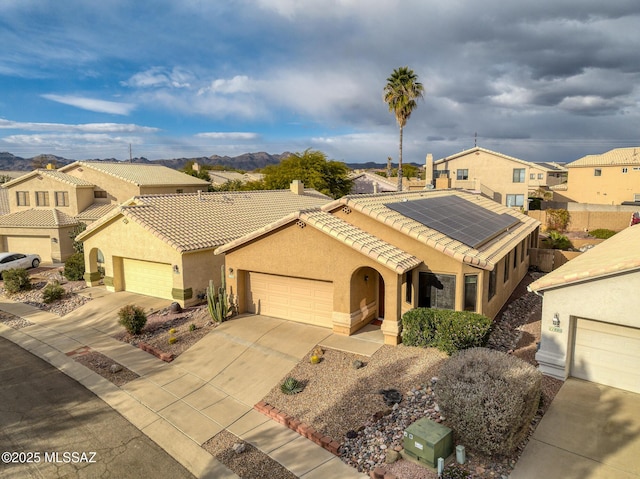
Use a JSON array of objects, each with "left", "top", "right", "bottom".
[
  {"left": 552, "top": 313, "right": 560, "bottom": 327},
  {"left": 229, "top": 268, "right": 234, "bottom": 274},
  {"left": 364, "top": 275, "right": 369, "bottom": 282},
  {"left": 173, "top": 265, "right": 179, "bottom": 274}
]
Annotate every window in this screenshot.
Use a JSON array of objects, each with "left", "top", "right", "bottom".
[
  {"left": 622, "top": 168, "right": 628, "bottom": 173},
  {"left": 16, "top": 191, "right": 29, "bottom": 206},
  {"left": 54, "top": 191, "right": 69, "bottom": 207},
  {"left": 506, "top": 194, "right": 525, "bottom": 207},
  {"left": 418, "top": 272, "right": 455, "bottom": 310},
  {"left": 35, "top": 191, "right": 49, "bottom": 206},
  {"left": 503, "top": 254, "right": 510, "bottom": 282},
  {"left": 513, "top": 168, "right": 525, "bottom": 183},
  {"left": 594, "top": 169, "right": 602, "bottom": 176},
  {"left": 488, "top": 268, "right": 497, "bottom": 300},
  {"left": 464, "top": 275, "right": 478, "bottom": 312},
  {"left": 529, "top": 173, "right": 535, "bottom": 180},
  {"left": 456, "top": 169, "right": 469, "bottom": 180},
  {"left": 94, "top": 190, "right": 107, "bottom": 199},
  {"left": 405, "top": 271, "right": 413, "bottom": 304},
  {"left": 538, "top": 173, "right": 544, "bottom": 180}
]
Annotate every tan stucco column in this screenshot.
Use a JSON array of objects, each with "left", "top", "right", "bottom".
[{"left": 380, "top": 274, "right": 402, "bottom": 345}]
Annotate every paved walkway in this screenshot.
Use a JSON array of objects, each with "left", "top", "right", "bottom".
[
  {"left": 511, "top": 378, "right": 640, "bottom": 479},
  {"left": 0, "top": 289, "right": 377, "bottom": 478}
]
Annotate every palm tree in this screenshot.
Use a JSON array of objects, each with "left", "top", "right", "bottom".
[{"left": 383, "top": 67, "right": 424, "bottom": 191}]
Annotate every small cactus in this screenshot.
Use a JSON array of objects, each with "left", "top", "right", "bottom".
[
  {"left": 168, "top": 336, "right": 178, "bottom": 344},
  {"left": 207, "top": 266, "right": 230, "bottom": 323},
  {"left": 280, "top": 377, "right": 304, "bottom": 395},
  {"left": 310, "top": 355, "right": 320, "bottom": 364}
]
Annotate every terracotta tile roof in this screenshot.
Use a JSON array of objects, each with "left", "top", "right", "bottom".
[
  {"left": 216, "top": 209, "right": 421, "bottom": 274},
  {"left": 324, "top": 190, "right": 539, "bottom": 270},
  {"left": 0, "top": 208, "right": 78, "bottom": 227},
  {"left": 77, "top": 189, "right": 331, "bottom": 252},
  {"left": 434, "top": 146, "right": 538, "bottom": 169},
  {"left": 529, "top": 225, "right": 640, "bottom": 292},
  {"left": 76, "top": 203, "right": 118, "bottom": 222},
  {"left": 2, "top": 169, "right": 95, "bottom": 188},
  {"left": 59, "top": 161, "right": 211, "bottom": 187},
  {"left": 565, "top": 147, "right": 640, "bottom": 168},
  {"left": 349, "top": 171, "right": 398, "bottom": 189}
]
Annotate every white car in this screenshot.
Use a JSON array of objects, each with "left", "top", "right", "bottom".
[{"left": 0, "top": 252, "right": 41, "bottom": 277}]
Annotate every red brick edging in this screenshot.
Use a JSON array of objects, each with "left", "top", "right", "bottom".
[
  {"left": 254, "top": 401, "right": 341, "bottom": 455},
  {"left": 138, "top": 342, "right": 174, "bottom": 362}
]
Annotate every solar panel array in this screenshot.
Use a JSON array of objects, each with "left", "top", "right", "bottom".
[{"left": 385, "top": 195, "right": 521, "bottom": 249}]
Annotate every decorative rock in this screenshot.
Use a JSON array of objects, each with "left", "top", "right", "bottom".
[
  {"left": 109, "top": 363, "right": 123, "bottom": 373},
  {"left": 353, "top": 359, "right": 364, "bottom": 369},
  {"left": 385, "top": 449, "right": 400, "bottom": 464},
  {"left": 169, "top": 302, "right": 182, "bottom": 313},
  {"left": 232, "top": 442, "right": 246, "bottom": 454}
]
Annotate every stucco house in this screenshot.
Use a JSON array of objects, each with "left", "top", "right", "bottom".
[
  {"left": 76, "top": 181, "right": 330, "bottom": 306},
  {"left": 349, "top": 171, "right": 398, "bottom": 194},
  {"left": 0, "top": 162, "right": 209, "bottom": 263},
  {"left": 215, "top": 190, "right": 540, "bottom": 345},
  {"left": 433, "top": 147, "right": 566, "bottom": 210},
  {"left": 556, "top": 147, "right": 640, "bottom": 205},
  {"left": 528, "top": 225, "right": 640, "bottom": 394}
]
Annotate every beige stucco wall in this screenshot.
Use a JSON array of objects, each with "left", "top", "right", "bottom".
[
  {"left": 0, "top": 225, "right": 76, "bottom": 263},
  {"left": 4, "top": 176, "right": 92, "bottom": 216},
  {"left": 63, "top": 165, "right": 142, "bottom": 203},
  {"left": 434, "top": 150, "right": 531, "bottom": 208},
  {"left": 563, "top": 165, "right": 640, "bottom": 204},
  {"left": 535, "top": 270, "right": 640, "bottom": 380}
]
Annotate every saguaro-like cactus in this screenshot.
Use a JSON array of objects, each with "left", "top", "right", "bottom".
[{"left": 207, "top": 266, "right": 229, "bottom": 323}]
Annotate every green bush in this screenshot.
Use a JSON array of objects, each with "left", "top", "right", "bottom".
[
  {"left": 64, "top": 253, "right": 85, "bottom": 281},
  {"left": 2, "top": 268, "right": 32, "bottom": 294},
  {"left": 546, "top": 208, "right": 570, "bottom": 232},
  {"left": 401, "top": 308, "right": 491, "bottom": 355},
  {"left": 588, "top": 228, "right": 616, "bottom": 239},
  {"left": 117, "top": 304, "right": 147, "bottom": 335},
  {"left": 545, "top": 231, "right": 572, "bottom": 250},
  {"left": 42, "top": 281, "right": 65, "bottom": 303},
  {"left": 436, "top": 348, "right": 542, "bottom": 456}
]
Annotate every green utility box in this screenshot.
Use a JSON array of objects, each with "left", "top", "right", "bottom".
[{"left": 403, "top": 417, "right": 453, "bottom": 467}]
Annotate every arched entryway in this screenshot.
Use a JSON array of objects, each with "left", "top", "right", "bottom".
[
  {"left": 350, "top": 266, "right": 385, "bottom": 328},
  {"left": 84, "top": 247, "right": 105, "bottom": 286}
]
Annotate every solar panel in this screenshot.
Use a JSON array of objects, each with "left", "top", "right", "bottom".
[{"left": 385, "top": 196, "right": 521, "bottom": 248}]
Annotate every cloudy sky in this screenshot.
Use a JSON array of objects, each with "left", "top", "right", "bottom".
[{"left": 1, "top": 1, "right": 639, "bottom": 165}]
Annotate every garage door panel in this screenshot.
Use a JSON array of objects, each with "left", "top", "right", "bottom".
[
  {"left": 122, "top": 258, "right": 173, "bottom": 300},
  {"left": 246, "top": 272, "right": 332, "bottom": 327},
  {"left": 572, "top": 318, "right": 640, "bottom": 394},
  {"left": 6, "top": 236, "right": 51, "bottom": 263}
]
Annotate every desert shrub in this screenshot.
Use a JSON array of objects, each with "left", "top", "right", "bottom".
[
  {"left": 280, "top": 377, "right": 305, "bottom": 395},
  {"left": 546, "top": 208, "right": 570, "bottom": 232},
  {"left": 545, "top": 231, "right": 572, "bottom": 250},
  {"left": 42, "top": 281, "right": 65, "bottom": 303},
  {"left": 588, "top": 228, "right": 616, "bottom": 239},
  {"left": 401, "top": 308, "right": 491, "bottom": 355},
  {"left": 436, "top": 348, "right": 542, "bottom": 456},
  {"left": 3, "top": 268, "right": 32, "bottom": 294},
  {"left": 117, "top": 304, "right": 147, "bottom": 335},
  {"left": 64, "top": 253, "right": 85, "bottom": 281}
]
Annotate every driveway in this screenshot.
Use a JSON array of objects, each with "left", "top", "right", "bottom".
[
  {"left": 512, "top": 378, "right": 640, "bottom": 479},
  {"left": 0, "top": 336, "right": 194, "bottom": 479}
]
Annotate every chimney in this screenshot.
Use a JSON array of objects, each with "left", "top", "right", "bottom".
[
  {"left": 424, "top": 154, "right": 434, "bottom": 186},
  {"left": 46, "top": 162, "right": 55, "bottom": 170},
  {"left": 197, "top": 190, "right": 202, "bottom": 201},
  {"left": 373, "top": 182, "right": 379, "bottom": 194},
  {"left": 193, "top": 162, "right": 200, "bottom": 172},
  {"left": 290, "top": 180, "right": 304, "bottom": 195}
]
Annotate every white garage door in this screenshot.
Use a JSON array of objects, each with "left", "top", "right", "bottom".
[
  {"left": 572, "top": 318, "right": 640, "bottom": 394},
  {"left": 246, "top": 272, "right": 333, "bottom": 327},
  {"left": 122, "top": 258, "right": 173, "bottom": 300},
  {"left": 6, "top": 236, "right": 51, "bottom": 263}
]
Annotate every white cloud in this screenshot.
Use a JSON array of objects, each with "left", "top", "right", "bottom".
[
  {"left": 41, "top": 94, "right": 136, "bottom": 115},
  {"left": 0, "top": 118, "right": 158, "bottom": 133},
  {"left": 123, "top": 66, "right": 193, "bottom": 88},
  {"left": 198, "top": 75, "right": 254, "bottom": 95},
  {"left": 195, "top": 132, "right": 259, "bottom": 140}
]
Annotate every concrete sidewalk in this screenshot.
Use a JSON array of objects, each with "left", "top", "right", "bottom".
[{"left": 0, "top": 292, "right": 371, "bottom": 478}]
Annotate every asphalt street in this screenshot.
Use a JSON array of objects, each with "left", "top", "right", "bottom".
[{"left": 0, "top": 336, "right": 195, "bottom": 479}]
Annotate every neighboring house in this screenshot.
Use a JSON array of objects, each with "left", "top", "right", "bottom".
[
  {"left": 208, "top": 170, "right": 264, "bottom": 186},
  {"left": 349, "top": 171, "right": 398, "bottom": 194},
  {"left": 0, "top": 162, "right": 210, "bottom": 263},
  {"left": 215, "top": 190, "right": 540, "bottom": 345},
  {"left": 528, "top": 225, "right": 640, "bottom": 394},
  {"left": 433, "top": 147, "right": 567, "bottom": 210},
  {"left": 76, "top": 181, "right": 330, "bottom": 306},
  {"left": 558, "top": 147, "right": 640, "bottom": 205}
]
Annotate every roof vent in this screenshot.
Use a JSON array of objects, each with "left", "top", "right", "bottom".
[{"left": 197, "top": 190, "right": 203, "bottom": 201}]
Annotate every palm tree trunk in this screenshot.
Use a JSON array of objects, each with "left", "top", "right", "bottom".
[{"left": 397, "top": 125, "right": 403, "bottom": 192}]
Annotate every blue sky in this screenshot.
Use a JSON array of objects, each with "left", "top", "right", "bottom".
[{"left": 1, "top": 1, "right": 639, "bottom": 165}]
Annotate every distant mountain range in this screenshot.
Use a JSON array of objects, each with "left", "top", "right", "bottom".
[{"left": 0, "top": 151, "right": 417, "bottom": 172}]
